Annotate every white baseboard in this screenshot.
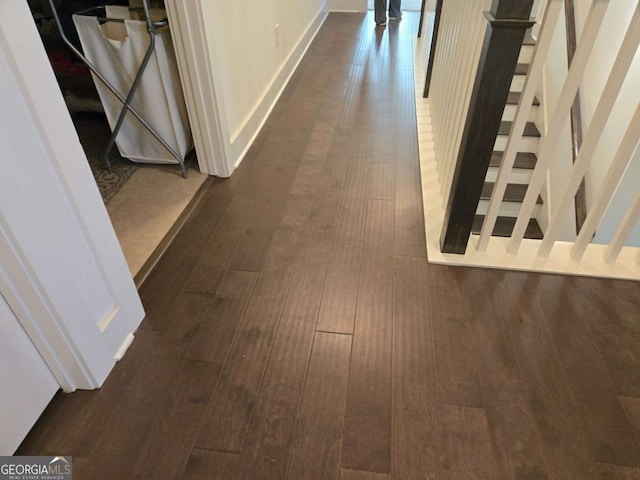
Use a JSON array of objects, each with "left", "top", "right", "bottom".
[{"left": 229, "top": 8, "right": 329, "bottom": 171}]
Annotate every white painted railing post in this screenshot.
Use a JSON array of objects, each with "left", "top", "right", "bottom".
[{"left": 604, "top": 191, "right": 640, "bottom": 263}]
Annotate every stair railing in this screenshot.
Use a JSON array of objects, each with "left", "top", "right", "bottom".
[{"left": 423, "top": 0, "right": 640, "bottom": 277}]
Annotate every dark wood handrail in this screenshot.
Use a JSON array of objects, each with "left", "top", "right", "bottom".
[
  {"left": 423, "top": 0, "right": 443, "bottom": 98},
  {"left": 565, "top": 0, "right": 588, "bottom": 233},
  {"left": 440, "top": 0, "right": 536, "bottom": 254}
]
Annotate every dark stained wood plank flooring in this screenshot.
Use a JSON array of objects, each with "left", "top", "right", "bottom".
[{"left": 18, "top": 11, "right": 640, "bottom": 480}]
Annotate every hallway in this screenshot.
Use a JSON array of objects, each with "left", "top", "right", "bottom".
[{"left": 19, "top": 12, "right": 640, "bottom": 479}]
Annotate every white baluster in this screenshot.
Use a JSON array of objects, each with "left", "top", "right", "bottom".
[
  {"left": 507, "top": 0, "right": 610, "bottom": 254},
  {"left": 604, "top": 190, "right": 640, "bottom": 263},
  {"left": 439, "top": 0, "right": 466, "bottom": 190},
  {"left": 571, "top": 103, "right": 640, "bottom": 260},
  {"left": 539, "top": 2, "right": 640, "bottom": 257},
  {"left": 442, "top": 1, "right": 491, "bottom": 206},
  {"left": 477, "top": 0, "right": 563, "bottom": 251}
]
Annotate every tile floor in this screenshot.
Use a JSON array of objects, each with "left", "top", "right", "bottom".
[{"left": 106, "top": 162, "right": 208, "bottom": 277}]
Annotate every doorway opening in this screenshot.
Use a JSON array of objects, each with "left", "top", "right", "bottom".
[
  {"left": 26, "top": 0, "right": 208, "bottom": 282},
  {"left": 367, "top": 0, "right": 423, "bottom": 11}
]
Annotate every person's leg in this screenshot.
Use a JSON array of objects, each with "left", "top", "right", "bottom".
[
  {"left": 374, "top": 0, "right": 387, "bottom": 24},
  {"left": 389, "top": 0, "right": 402, "bottom": 19}
]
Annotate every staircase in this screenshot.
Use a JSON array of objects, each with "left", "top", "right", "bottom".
[{"left": 472, "top": 32, "right": 544, "bottom": 239}]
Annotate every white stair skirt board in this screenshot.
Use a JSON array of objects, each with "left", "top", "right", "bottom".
[{"left": 412, "top": 33, "right": 639, "bottom": 281}]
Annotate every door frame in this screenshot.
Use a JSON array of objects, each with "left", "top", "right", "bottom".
[{"left": 165, "top": 0, "right": 230, "bottom": 177}]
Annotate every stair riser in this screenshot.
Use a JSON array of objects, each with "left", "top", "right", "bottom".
[
  {"left": 510, "top": 74, "right": 526, "bottom": 92},
  {"left": 485, "top": 167, "right": 533, "bottom": 185},
  {"left": 518, "top": 45, "right": 534, "bottom": 64},
  {"left": 494, "top": 135, "right": 538, "bottom": 153},
  {"left": 476, "top": 200, "right": 542, "bottom": 218},
  {"left": 502, "top": 104, "right": 539, "bottom": 122}
]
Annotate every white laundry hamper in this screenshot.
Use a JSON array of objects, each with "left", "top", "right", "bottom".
[{"left": 73, "top": 6, "right": 193, "bottom": 164}]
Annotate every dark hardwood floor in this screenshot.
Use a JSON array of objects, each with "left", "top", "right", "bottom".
[{"left": 18, "top": 11, "right": 640, "bottom": 480}]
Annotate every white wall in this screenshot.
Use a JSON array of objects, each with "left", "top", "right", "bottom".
[
  {"left": 199, "top": 0, "right": 328, "bottom": 174},
  {"left": 573, "top": 0, "right": 640, "bottom": 246}
]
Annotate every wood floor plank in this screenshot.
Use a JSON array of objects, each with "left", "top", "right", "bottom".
[
  {"left": 316, "top": 250, "right": 361, "bottom": 334},
  {"left": 76, "top": 325, "right": 207, "bottom": 478},
  {"left": 537, "top": 275, "right": 640, "bottom": 467},
  {"left": 302, "top": 172, "right": 343, "bottom": 253},
  {"left": 315, "top": 152, "right": 370, "bottom": 333},
  {"left": 195, "top": 265, "right": 296, "bottom": 452},
  {"left": 186, "top": 270, "right": 259, "bottom": 364},
  {"left": 236, "top": 250, "right": 330, "bottom": 480},
  {"left": 227, "top": 193, "right": 290, "bottom": 273},
  {"left": 342, "top": 200, "right": 394, "bottom": 473},
  {"left": 340, "top": 468, "right": 390, "bottom": 480},
  {"left": 35, "top": 292, "right": 215, "bottom": 463},
  {"left": 298, "top": 120, "right": 336, "bottom": 168},
  {"left": 428, "top": 266, "right": 482, "bottom": 408},
  {"left": 302, "top": 145, "right": 352, "bottom": 253},
  {"left": 499, "top": 271, "right": 597, "bottom": 479},
  {"left": 369, "top": 161, "right": 395, "bottom": 200},
  {"left": 332, "top": 156, "right": 370, "bottom": 253},
  {"left": 462, "top": 268, "right": 550, "bottom": 479},
  {"left": 620, "top": 396, "right": 640, "bottom": 442},
  {"left": 572, "top": 277, "right": 640, "bottom": 397},
  {"left": 284, "top": 332, "right": 352, "bottom": 480},
  {"left": 195, "top": 224, "right": 304, "bottom": 452},
  {"left": 183, "top": 197, "right": 259, "bottom": 294},
  {"left": 439, "top": 404, "right": 501, "bottom": 479},
  {"left": 394, "top": 160, "right": 426, "bottom": 258},
  {"left": 597, "top": 463, "right": 640, "bottom": 479},
  {"left": 138, "top": 190, "right": 231, "bottom": 326},
  {"left": 129, "top": 361, "right": 220, "bottom": 479},
  {"left": 392, "top": 256, "right": 440, "bottom": 479},
  {"left": 182, "top": 449, "right": 239, "bottom": 480}
]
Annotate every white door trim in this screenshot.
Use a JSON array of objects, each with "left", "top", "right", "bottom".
[{"left": 165, "top": 0, "right": 231, "bottom": 177}]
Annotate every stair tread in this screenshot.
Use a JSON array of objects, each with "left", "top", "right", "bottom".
[
  {"left": 481, "top": 182, "right": 543, "bottom": 204},
  {"left": 472, "top": 215, "right": 544, "bottom": 239},
  {"left": 499, "top": 120, "right": 541, "bottom": 137},
  {"left": 490, "top": 151, "right": 537, "bottom": 170},
  {"left": 515, "top": 63, "right": 529, "bottom": 75},
  {"left": 507, "top": 91, "right": 540, "bottom": 106}
]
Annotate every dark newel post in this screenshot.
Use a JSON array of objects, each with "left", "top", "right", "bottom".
[
  {"left": 440, "top": 0, "right": 535, "bottom": 254},
  {"left": 423, "top": 0, "right": 443, "bottom": 97}
]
